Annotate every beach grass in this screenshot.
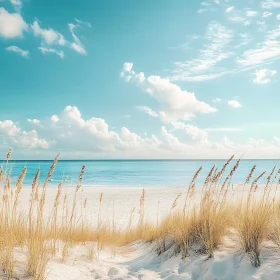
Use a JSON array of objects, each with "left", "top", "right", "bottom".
[{"left": 0, "top": 150, "right": 280, "bottom": 279}]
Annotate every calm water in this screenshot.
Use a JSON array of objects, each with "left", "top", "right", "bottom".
[{"left": 2, "top": 159, "right": 278, "bottom": 187}]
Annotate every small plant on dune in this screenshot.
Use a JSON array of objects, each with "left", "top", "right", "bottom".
[
  {"left": 0, "top": 150, "right": 18, "bottom": 278},
  {"left": 27, "top": 238, "right": 49, "bottom": 280},
  {"left": 192, "top": 198, "right": 230, "bottom": 258},
  {"left": 170, "top": 192, "right": 182, "bottom": 212},
  {"left": 236, "top": 169, "right": 273, "bottom": 267},
  {"left": 50, "top": 181, "right": 63, "bottom": 256},
  {"left": 87, "top": 243, "right": 96, "bottom": 261},
  {"left": 27, "top": 154, "right": 59, "bottom": 279},
  {"left": 160, "top": 211, "right": 192, "bottom": 257},
  {"left": 98, "top": 192, "right": 103, "bottom": 229},
  {"left": 68, "top": 165, "right": 86, "bottom": 238},
  {"left": 272, "top": 197, "right": 280, "bottom": 254},
  {"left": 61, "top": 242, "right": 69, "bottom": 263},
  {"left": 139, "top": 189, "right": 145, "bottom": 226},
  {"left": 183, "top": 157, "right": 237, "bottom": 258}
]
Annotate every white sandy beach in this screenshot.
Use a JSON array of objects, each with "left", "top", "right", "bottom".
[{"left": 4, "top": 184, "right": 280, "bottom": 280}]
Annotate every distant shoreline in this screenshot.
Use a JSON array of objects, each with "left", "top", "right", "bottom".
[{"left": 1, "top": 158, "right": 280, "bottom": 162}]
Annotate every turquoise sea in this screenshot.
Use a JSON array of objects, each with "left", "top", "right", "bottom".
[{"left": 3, "top": 159, "right": 278, "bottom": 187}]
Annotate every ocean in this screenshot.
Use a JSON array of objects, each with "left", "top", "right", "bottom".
[{"left": 3, "top": 159, "right": 278, "bottom": 187}]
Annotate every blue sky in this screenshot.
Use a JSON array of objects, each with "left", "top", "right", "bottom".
[{"left": 1, "top": 0, "right": 280, "bottom": 159}]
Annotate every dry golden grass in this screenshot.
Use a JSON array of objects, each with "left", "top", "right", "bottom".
[{"left": 1, "top": 151, "right": 280, "bottom": 279}]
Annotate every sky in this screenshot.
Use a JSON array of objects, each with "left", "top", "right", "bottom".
[{"left": 1, "top": 0, "right": 280, "bottom": 159}]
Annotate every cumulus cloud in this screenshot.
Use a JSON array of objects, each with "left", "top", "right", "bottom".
[
  {"left": 40, "top": 106, "right": 162, "bottom": 156},
  {"left": 161, "top": 126, "right": 188, "bottom": 151},
  {"left": 38, "top": 47, "right": 64, "bottom": 59},
  {"left": 0, "top": 106, "right": 280, "bottom": 159},
  {"left": 6, "top": 46, "right": 29, "bottom": 57},
  {"left": 171, "top": 121, "right": 208, "bottom": 144},
  {"left": 121, "top": 63, "right": 216, "bottom": 122},
  {"left": 51, "top": 115, "right": 59, "bottom": 123},
  {"left": 0, "top": 120, "right": 48, "bottom": 149},
  {"left": 123, "top": 62, "right": 133, "bottom": 72},
  {"left": 0, "top": 8, "right": 28, "bottom": 38},
  {"left": 228, "top": 100, "right": 242, "bottom": 108},
  {"left": 253, "top": 68, "right": 277, "bottom": 84},
  {"left": 0, "top": 106, "right": 211, "bottom": 158},
  {"left": 0, "top": 120, "right": 20, "bottom": 137},
  {"left": 31, "top": 20, "right": 66, "bottom": 46}
]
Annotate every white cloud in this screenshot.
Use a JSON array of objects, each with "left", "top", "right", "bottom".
[
  {"left": 197, "top": 8, "right": 216, "bottom": 13},
  {"left": 237, "top": 40, "right": 280, "bottom": 66},
  {"left": 205, "top": 127, "right": 242, "bottom": 132},
  {"left": 136, "top": 106, "right": 158, "bottom": 117},
  {"left": 51, "top": 115, "right": 59, "bottom": 123},
  {"left": 228, "top": 100, "right": 242, "bottom": 108},
  {"left": 35, "top": 106, "right": 162, "bottom": 157},
  {"left": 261, "top": 0, "right": 280, "bottom": 9},
  {"left": 226, "top": 6, "right": 234, "bottom": 13},
  {"left": 74, "top": 18, "right": 92, "bottom": 28},
  {"left": 70, "top": 42, "right": 86, "bottom": 55},
  {"left": 0, "top": 120, "right": 20, "bottom": 137},
  {"left": 201, "top": 1, "right": 212, "bottom": 6},
  {"left": 31, "top": 19, "right": 90, "bottom": 56},
  {"left": 28, "top": 119, "right": 40, "bottom": 125},
  {"left": 120, "top": 127, "right": 162, "bottom": 151},
  {"left": 0, "top": 120, "right": 48, "bottom": 149},
  {"left": 171, "top": 21, "right": 233, "bottom": 81},
  {"left": 121, "top": 63, "right": 216, "bottom": 122},
  {"left": 6, "top": 46, "right": 29, "bottom": 57},
  {"left": 228, "top": 10, "right": 247, "bottom": 23},
  {"left": 243, "top": 21, "right": 251, "bottom": 26},
  {"left": 161, "top": 126, "right": 188, "bottom": 151},
  {"left": 38, "top": 47, "right": 64, "bottom": 59},
  {"left": 171, "top": 121, "right": 208, "bottom": 144},
  {"left": 253, "top": 68, "right": 277, "bottom": 84},
  {"left": 68, "top": 23, "right": 87, "bottom": 55},
  {"left": 263, "top": 11, "right": 273, "bottom": 17},
  {"left": 0, "top": 8, "right": 28, "bottom": 38},
  {"left": 256, "top": 21, "right": 268, "bottom": 32},
  {"left": 1, "top": 106, "right": 280, "bottom": 159},
  {"left": 238, "top": 33, "right": 252, "bottom": 47},
  {"left": 19, "top": 130, "right": 49, "bottom": 149},
  {"left": 136, "top": 106, "right": 209, "bottom": 144},
  {"left": 212, "top": 97, "right": 221, "bottom": 103},
  {"left": 31, "top": 20, "right": 66, "bottom": 46},
  {"left": 123, "top": 62, "right": 133, "bottom": 72},
  {"left": 246, "top": 10, "right": 258, "bottom": 17},
  {"left": 10, "top": 0, "right": 22, "bottom": 12}
]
